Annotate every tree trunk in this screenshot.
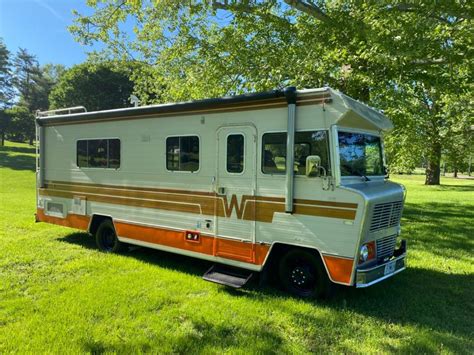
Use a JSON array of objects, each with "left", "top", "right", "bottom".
[
  {"left": 453, "top": 166, "right": 458, "bottom": 178},
  {"left": 29, "top": 135, "right": 34, "bottom": 146},
  {"left": 425, "top": 142, "right": 441, "bottom": 185},
  {"left": 1, "top": 131, "right": 4, "bottom": 146}
]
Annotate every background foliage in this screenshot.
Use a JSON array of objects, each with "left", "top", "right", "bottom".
[
  {"left": 1, "top": 1, "right": 472, "bottom": 184},
  {"left": 68, "top": 0, "right": 473, "bottom": 184},
  {"left": 49, "top": 61, "right": 135, "bottom": 112}
]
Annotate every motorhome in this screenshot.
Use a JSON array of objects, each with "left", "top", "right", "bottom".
[{"left": 35, "top": 87, "right": 406, "bottom": 298}]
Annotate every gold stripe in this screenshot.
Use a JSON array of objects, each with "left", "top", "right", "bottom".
[{"left": 40, "top": 180, "right": 357, "bottom": 222}]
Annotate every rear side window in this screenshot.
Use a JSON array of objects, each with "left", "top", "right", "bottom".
[
  {"left": 76, "top": 139, "right": 121, "bottom": 169},
  {"left": 226, "top": 134, "right": 244, "bottom": 173},
  {"left": 166, "top": 136, "right": 199, "bottom": 172},
  {"left": 262, "top": 131, "right": 330, "bottom": 175}
]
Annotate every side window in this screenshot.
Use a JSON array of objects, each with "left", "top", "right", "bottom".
[
  {"left": 108, "top": 139, "right": 121, "bottom": 169},
  {"left": 77, "top": 140, "right": 88, "bottom": 167},
  {"left": 166, "top": 136, "right": 199, "bottom": 172},
  {"left": 226, "top": 134, "right": 244, "bottom": 173},
  {"left": 262, "top": 133, "right": 286, "bottom": 174},
  {"left": 262, "top": 131, "right": 330, "bottom": 175},
  {"left": 88, "top": 139, "right": 108, "bottom": 168},
  {"left": 295, "top": 131, "right": 330, "bottom": 175},
  {"left": 76, "top": 139, "right": 121, "bottom": 169}
]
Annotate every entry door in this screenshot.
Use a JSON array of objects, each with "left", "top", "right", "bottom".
[{"left": 214, "top": 126, "right": 257, "bottom": 261}]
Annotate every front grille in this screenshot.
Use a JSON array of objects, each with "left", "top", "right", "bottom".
[
  {"left": 370, "top": 201, "right": 403, "bottom": 232},
  {"left": 376, "top": 235, "right": 397, "bottom": 261}
]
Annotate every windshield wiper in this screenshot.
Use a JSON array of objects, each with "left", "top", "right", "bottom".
[
  {"left": 353, "top": 170, "right": 371, "bottom": 182},
  {"left": 342, "top": 164, "right": 371, "bottom": 181}
]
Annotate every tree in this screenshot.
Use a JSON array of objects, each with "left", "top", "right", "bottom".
[
  {"left": 0, "top": 38, "right": 14, "bottom": 109},
  {"left": 0, "top": 38, "right": 14, "bottom": 145},
  {"left": 10, "top": 49, "right": 64, "bottom": 144},
  {"left": 443, "top": 93, "right": 474, "bottom": 177},
  {"left": 5, "top": 106, "right": 34, "bottom": 143},
  {"left": 49, "top": 61, "right": 135, "bottom": 112},
  {"left": 42, "top": 63, "right": 66, "bottom": 84},
  {"left": 12, "top": 48, "right": 42, "bottom": 110},
  {"left": 70, "top": 1, "right": 473, "bottom": 184}
]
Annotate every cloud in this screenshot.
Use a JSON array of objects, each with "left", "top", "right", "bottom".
[{"left": 33, "top": 0, "right": 66, "bottom": 23}]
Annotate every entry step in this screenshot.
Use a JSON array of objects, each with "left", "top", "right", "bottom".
[{"left": 202, "top": 264, "right": 253, "bottom": 288}]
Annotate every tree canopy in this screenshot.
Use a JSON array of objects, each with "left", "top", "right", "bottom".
[
  {"left": 49, "top": 61, "right": 135, "bottom": 112},
  {"left": 0, "top": 38, "right": 14, "bottom": 109},
  {"left": 69, "top": 1, "right": 473, "bottom": 184}
]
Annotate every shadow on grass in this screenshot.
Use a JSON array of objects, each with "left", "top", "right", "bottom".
[
  {"left": 61, "top": 232, "right": 289, "bottom": 352},
  {"left": 80, "top": 313, "right": 285, "bottom": 354},
  {"left": 0, "top": 144, "right": 36, "bottom": 155},
  {"left": 0, "top": 144, "right": 36, "bottom": 171},
  {"left": 59, "top": 232, "right": 212, "bottom": 278},
  {"left": 59, "top": 230, "right": 473, "bottom": 349},
  {"left": 434, "top": 184, "right": 474, "bottom": 192},
  {"left": 402, "top": 202, "right": 474, "bottom": 255},
  {"left": 340, "top": 267, "right": 473, "bottom": 335},
  {"left": 0, "top": 152, "right": 36, "bottom": 171}
]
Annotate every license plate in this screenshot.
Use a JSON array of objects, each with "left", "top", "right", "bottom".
[{"left": 384, "top": 260, "right": 396, "bottom": 275}]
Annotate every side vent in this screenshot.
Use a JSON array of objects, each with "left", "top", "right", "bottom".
[{"left": 46, "top": 202, "right": 64, "bottom": 217}]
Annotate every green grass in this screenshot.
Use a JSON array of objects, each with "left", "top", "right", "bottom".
[{"left": 1, "top": 140, "right": 473, "bottom": 353}]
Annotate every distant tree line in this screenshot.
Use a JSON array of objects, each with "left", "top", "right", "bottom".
[{"left": 0, "top": 38, "right": 134, "bottom": 146}]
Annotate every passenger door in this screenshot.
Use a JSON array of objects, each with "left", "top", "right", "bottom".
[{"left": 214, "top": 126, "right": 257, "bottom": 263}]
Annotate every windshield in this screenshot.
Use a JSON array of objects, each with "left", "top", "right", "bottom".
[{"left": 338, "top": 132, "right": 384, "bottom": 177}]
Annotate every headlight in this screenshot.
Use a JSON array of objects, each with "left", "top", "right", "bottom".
[
  {"left": 359, "top": 241, "right": 376, "bottom": 264},
  {"left": 360, "top": 245, "right": 369, "bottom": 262}
]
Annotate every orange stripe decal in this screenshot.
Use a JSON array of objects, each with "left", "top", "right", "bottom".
[
  {"left": 322, "top": 255, "right": 354, "bottom": 284},
  {"left": 114, "top": 221, "right": 269, "bottom": 264},
  {"left": 36, "top": 208, "right": 270, "bottom": 265},
  {"left": 36, "top": 208, "right": 91, "bottom": 230}
]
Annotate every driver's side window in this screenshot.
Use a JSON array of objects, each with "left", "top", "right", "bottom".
[{"left": 261, "top": 130, "right": 330, "bottom": 175}]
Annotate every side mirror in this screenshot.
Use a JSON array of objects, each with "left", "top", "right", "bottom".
[{"left": 306, "top": 155, "right": 326, "bottom": 177}]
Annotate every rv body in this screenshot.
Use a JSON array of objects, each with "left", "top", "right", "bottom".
[{"left": 35, "top": 87, "right": 406, "bottom": 296}]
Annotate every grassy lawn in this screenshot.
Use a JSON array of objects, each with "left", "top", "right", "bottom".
[{"left": 1, "top": 140, "right": 473, "bottom": 353}]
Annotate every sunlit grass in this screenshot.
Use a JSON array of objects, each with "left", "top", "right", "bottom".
[{"left": 1, "top": 141, "right": 473, "bottom": 353}]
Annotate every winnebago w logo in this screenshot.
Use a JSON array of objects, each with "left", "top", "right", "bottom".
[{"left": 218, "top": 194, "right": 257, "bottom": 220}]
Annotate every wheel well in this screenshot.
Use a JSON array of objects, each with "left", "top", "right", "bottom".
[
  {"left": 88, "top": 215, "right": 113, "bottom": 235},
  {"left": 261, "top": 243, "right": 325, "bottom": 278}
]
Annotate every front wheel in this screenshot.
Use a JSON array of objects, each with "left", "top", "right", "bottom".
[
  {"left": 278, "top": 249, "right": 332, "bottom": 298},
  {"left": 95, "top": 219, "right": 123, "bottom": 253}
]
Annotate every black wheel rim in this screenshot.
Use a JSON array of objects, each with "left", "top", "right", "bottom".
[
  {"left": 100, "top": 227, "right": 116, "bottom": 252},
  {"left": 287, "top": 257, "right": 317, "bottom": 296}
]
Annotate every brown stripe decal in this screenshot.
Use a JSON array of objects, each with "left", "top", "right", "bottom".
[{"left": 40, "top": 181, "right": 357, "bottom": 222}]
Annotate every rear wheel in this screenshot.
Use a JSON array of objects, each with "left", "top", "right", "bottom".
[
  {"left": 278, "top": 249, "right": 331, "bottom": 298},
  {"left": 95, "top": 219, "right": 123, "bottom": 253}
]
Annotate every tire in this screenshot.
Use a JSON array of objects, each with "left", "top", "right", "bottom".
[
  {"left": 278, "top": 249, "right": 332, "bottom": 298},
  {"left": 95, "top": 219, "right": 123, "bottom": 253}
]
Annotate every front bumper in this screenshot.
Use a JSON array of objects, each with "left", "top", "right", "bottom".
[{"left": 355, "top": 239, "right": 407, "bottom": 288}]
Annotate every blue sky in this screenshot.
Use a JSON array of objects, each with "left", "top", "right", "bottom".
[{"left": 0, "top": 0, "right": 99, "bottom": 67}]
